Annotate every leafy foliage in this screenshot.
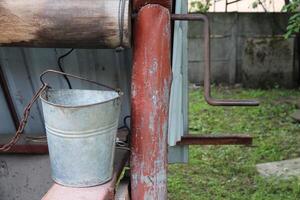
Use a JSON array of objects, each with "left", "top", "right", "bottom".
[{"left": 283, "top": 0, "right": 300, "bottom": 38}]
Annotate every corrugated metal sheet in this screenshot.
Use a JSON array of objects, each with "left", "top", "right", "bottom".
[
  {"left": 0, "top": 48, "right": 131, "bottom": 134},
  {"left": 0, "top": 87, "right": 15, "bottom": 133},
  {"left": 168, "top": 0, "right": 188, "bottom": 146},
  {"left": 168, "top": 0, "right": 189, "bottom": 163}
]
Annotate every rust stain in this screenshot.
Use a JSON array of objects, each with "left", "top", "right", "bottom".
[
  {"left": 0, "top": 5, "right": 37, "bottom": 43},
  {"left": 0, "top": 0, "right": 130, "bottom": 48}
]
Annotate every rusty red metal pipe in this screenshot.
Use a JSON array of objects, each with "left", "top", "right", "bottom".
[
  {"left": 177, "top": 134, "right": 253, "bottom": 146},
  {"left": 130, "top": 4, "right": 171, "bottom": 200}
]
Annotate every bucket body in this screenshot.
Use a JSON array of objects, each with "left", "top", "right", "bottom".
[{"left": 40, "top": 89, "right": 121, "bottom": 187}]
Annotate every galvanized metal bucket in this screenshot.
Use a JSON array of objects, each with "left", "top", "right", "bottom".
[{"left": 39, "top": 70, "right": 121, "bottom": 187}]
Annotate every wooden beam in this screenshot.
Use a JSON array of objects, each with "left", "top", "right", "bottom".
[{"left": 0, "top": 0, "right": 131, "bottom": 48}]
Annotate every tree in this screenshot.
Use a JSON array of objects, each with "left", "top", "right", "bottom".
[
  {"left": 283, "top": 0, "right": 300, "bottom": 38},
  {"left": 252, "top": 0, "right": 299, "bottom": 38}
]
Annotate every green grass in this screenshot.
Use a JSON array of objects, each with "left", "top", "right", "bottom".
[{"left": 168, "top": 87, "right": 300, "bottom": 200}]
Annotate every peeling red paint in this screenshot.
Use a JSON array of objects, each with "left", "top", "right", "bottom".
[{"left": 130, "top": 4, "right": 172, "bottom": 200}]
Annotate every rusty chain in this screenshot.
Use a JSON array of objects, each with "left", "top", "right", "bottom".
[{"left": 0, "top": 84, "right": 48, "bottom": 152}]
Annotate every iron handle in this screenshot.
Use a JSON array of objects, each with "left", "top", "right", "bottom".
[
  {"left": 171, "top": 14, "right": 259, "bottom": 106},
  {"left": 40, "top": 69, "right": 122, "bottom": 94}
]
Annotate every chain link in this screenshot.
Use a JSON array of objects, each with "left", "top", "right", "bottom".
[{"left": 0, "top": 84, "right": 48, "bottom": 152}]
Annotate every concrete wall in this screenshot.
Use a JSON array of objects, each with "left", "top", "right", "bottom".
[{"left": 188, "top": 13, "right": 299, "bottom": 88}]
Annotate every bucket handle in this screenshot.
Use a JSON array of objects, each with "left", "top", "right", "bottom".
[{"left": 40, "top": 69, "right": 122, "bottom": 94}]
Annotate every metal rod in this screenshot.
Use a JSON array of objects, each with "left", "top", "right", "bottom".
[
  {"left": 40, "top": 69, "right": 121, "bottom": 94},
  {"left": 0, "top": 65, "right": 19, "bottom": 130},
  {"left": 177, "top": 134, "right": 253, "bottom": 146}
]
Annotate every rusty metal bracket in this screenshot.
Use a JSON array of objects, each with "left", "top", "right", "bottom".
[
  {"left": 171, "top": 14, "right": 259, "bottom": 106},
  {"left": 177, "top": 134, "right": 253, "bottom": 146}
]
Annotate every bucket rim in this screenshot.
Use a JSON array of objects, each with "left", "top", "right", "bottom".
[{"left": 40, "top": 88, "right": 120, "bottom": 108}]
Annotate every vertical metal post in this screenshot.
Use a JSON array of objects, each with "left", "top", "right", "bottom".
[{"left": 131, "top": 4, "right": 171, "bottom": 200}]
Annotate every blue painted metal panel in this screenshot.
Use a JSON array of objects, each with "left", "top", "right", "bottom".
[{"left": 0, "top": 88, "right": 15, "bottom": 133}]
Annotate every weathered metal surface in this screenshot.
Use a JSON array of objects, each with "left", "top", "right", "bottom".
[
  {"left": 0, "top": 88, "right": 15, "bottom": 134},
  {"left": 0, "top": 64, "right": 19, "bottom": 130},
  {"left": 167, "top": 0, "right": 189, "bottom": 163},
  {"left": 0, "top": 0, "right": 131, "bottom": 48},
  {"left": 0, "top": 48, "right": 131, "bottom": 135},
  {"left": 131, "top": 4, "right": 171, "bottom": 200},
  {"left": 41, "top": 88, "right": 121, "bottom": 187},
  {"left": 168, "top": 0, "right": 188, "bottom": 148},
  {"left": 177, "top": 134, "right": 253, "bottom": 145},
  {"left": 42, "top": 149, "right": 129, "bottom": 200},
  {"left": 173, "top": 14, "right": 259, "bottom": 106}
]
